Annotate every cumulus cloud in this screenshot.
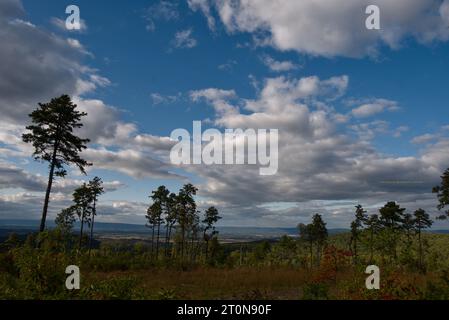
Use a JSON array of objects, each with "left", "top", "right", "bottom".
[
  {"left": 0, "top": 1, "right": 102, "bottom": 124},
  {"left": 0, "top": 161, "right": 125, "bottom": 195},
  {"left": 0, "top": 162, "right": 46, "bottom": 192},
  {"left": 82, "top": 148, "right": 181, "bottom": 180},
  {"left": 0, "top": 191, "right": 146, "bottom": 224},
  {"left": 0, "top": 1, "right": 183, "bottom": 193},
  {"left": 190, "top": 88, "right": 239, "bottom": 116},
  {"left": 184, "top": 74, "right": 449, "bottom": 227},
  {"left": 191, "top": 0, "right": 449, "bottom": 57}
]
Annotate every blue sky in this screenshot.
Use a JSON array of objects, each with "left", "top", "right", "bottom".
[
  {"left": 1, "top": 0, "right": 449, "bottom": 228},
  {"left": 22, "top": 0, "right": 449, "bottom": 154}
]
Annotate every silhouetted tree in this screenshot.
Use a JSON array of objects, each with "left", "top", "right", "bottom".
[
  {"left": 22, "top": 95, "right": 91, "bottom": 232},
  {"left": 148, "top": 186, "right": 169, "bottom": 259},
  {"left": 311, "top": 214, "right": 328, "bottom": 266},
  {"left": 298, "top": 223, "right": 315, "bottom": 269},
  {"left": 176, "top": 184, "right": 198, "bottom": 259},
  {"left": 379, "top": 201, "right": 406, "bottom": 263},
  {"left": 350, "top": 204, "right": 367, "bottom": 264},
  {"left": 71, "top": 183, "right": 94, "bottom": 251},
  {"left": 365, "top": 214, "right": 381, "bottom": 264},
  {"left": 164, "top": 192, "right": 177, "bottom": 257},
  {"left": 55, "top": 207, "right": 76, "bottom": 235},
  {"left": 402, "top": 213, "right": 415, "bottom": 243},
  {"left": 433, "top": 168, "right": 449, "bottom": 220},
  {"left": 146, "top": 201, "right": 161, "bottom": 257},
  {"left": 400, "top": 213, "right": 416, "bottom": 264},
  {"left": 87, "top": 177, "right": 104, "bottom": 256},
  {"left": 414, "top": 208, "right": 433, "bottom": 272},
  {"left": 298, "top": 222, "right": 315, "bottom": 269},
  {"left": 202, "top": 206, "right": 221, "bottom": 259}
]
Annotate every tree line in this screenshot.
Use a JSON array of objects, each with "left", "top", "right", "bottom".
[
  {"left": 296, "top": 169, "right": 449, "bottom": 272},
  {"left": 145, "top": 184, "right": 221, "bottom": 262}
]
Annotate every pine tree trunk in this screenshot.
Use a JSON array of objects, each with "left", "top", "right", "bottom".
[
  {"left": 40, "top": 144, "right": 58, "bottom": 232},
  {"left": 181, "top": 226, "right": 185, "bottom": 260},
  {"left": 89, "top": 199, "right": 96, "bottom": 257},
  {"left": 151, "top": 225, "right": 155, "bottom": 258},
  {"left": 309, "top": 241, "right": 313, "bottom": 269},
  {"left": 418, "top": 228, "right": 423, "bottom": 271},
  {"left": 156, "top": 221, "right": 161, "bottom": 259},
  {"left": 168, "top": 224, "right": 174, "bottom": 258},
  {"left": 164, "top": 223, "right": 170, "bottom": 257},
  {"left": 190, "top": 235, "right": 195, "bottom": 263},
  {"left": 78, "top": 211, "right": 85, "bottom": 251}
]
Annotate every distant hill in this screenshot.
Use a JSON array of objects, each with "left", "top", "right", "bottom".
[
  {"left": 0, "top": 219, "right": 447, "bottom": 242},
  {"left": 0, "top": 219, "right": 348, "bottom": 241}
]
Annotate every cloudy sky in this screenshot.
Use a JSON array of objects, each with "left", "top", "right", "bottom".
[{"left": 1, "top": 0, "right": 449, "bottom": 228}]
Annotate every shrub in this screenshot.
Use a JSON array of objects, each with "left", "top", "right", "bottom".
[{"left": 302, "top": 283, "right": 329, "bottom": 300}]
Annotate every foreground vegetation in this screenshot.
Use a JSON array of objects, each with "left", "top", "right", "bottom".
[{"left": 1, "top": 229, "right": 449, "bottom": 300}]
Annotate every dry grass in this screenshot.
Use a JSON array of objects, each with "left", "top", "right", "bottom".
[{"left": 86, "top": 266, "right": 310, "bottom": 299}]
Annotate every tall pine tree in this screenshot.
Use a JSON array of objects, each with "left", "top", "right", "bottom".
[{"left": 22, "top": 95, "right": 91, "bottom": 232}]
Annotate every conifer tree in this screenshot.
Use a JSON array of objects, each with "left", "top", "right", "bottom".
[{"left": 22, "top": 95, "right": 91, "bottom": 232}]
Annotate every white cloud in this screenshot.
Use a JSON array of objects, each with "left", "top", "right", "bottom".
[
  {"left": 143, "top": 1, "right": 179, "bottom": 32},
  {"left": 171, "top": 28, "right": 198, "bottom": 49},
  {"left": 150, "top": 92, "right": 181, "bottom": 105},
  {"left": 188, "top": 0, "right": 216, "bottom": 30},
  {"left": 0, "top": 2, "right": 183, "bottom": 187},
  {"left": 192, "top": 0, "right": 449, "bottom": 57},
  {"left": 0, "top": 160, "right": 125, "bottom": 194},
  {"left": 393, "top": 125, "right": 409, "bottom": 138},
  {"left": 82, "top": 148, "right": 181, "bottom": 180},
  {"left": 185, "top": 74, "right": 449, "bottom": 227},
  {"left": 411, "top": 133, "right": 439, "bottom": 144},
  {"left": 190, "top": 88, "right": 238, "bottom": 116},
  {"left": 0, "top": 191, "right": 146, "bottom": 224},
  {"left": 51, "top": 17, "right": 88, "bottom": 33},
  {"left": 0, "top": 2, "right": 107, "bottom": 124},
  {"left": 260, "top": 55, "right": 298, "bottom": 72},
  {"left": 218, "top": 59, "right": 237, "bottom": 72},
  {"left": 351, "top": 99, "right": 399, "bottom": 118}
]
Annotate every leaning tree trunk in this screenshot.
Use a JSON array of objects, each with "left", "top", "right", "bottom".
[{"left": 40, "top": 143, "right": 58, "bottom": 232}]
